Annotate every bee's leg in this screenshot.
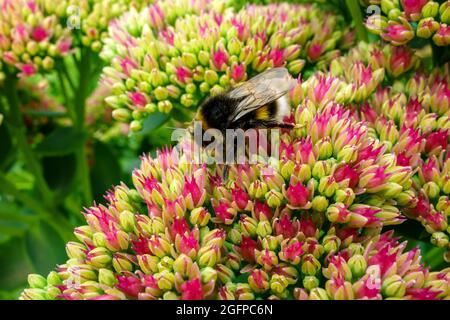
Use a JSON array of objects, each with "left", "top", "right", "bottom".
[
  {"left": 223, "top": 164, "right": 230, "bottom": 181},
  {"left": 248, "top": 119, "right": 295, "bottom": 129},
  {"left": 222, "top": 139, "right": 235, "bottom": 181}
]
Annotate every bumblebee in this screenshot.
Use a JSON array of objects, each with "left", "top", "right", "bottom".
[
  {"left": 194, "top": 67, "right": 296, "bottom": 136},
  {"left": 189, "top": 67, "right": 296, "bottom": 177}
]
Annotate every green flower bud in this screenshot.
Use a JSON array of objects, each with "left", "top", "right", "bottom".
[
  {"left": 112, "top": 253, "right": 134, "bottom": 273},
  {"left": 204, "top": 70, "right": 219, "bottom": 85},
  {"left": 28, "top": 274, "right": 47, "bottom": 289},
  {"left": 270, "top": 274, "right": 289, "bottom": 296},
  {"left": 182, "top": 53, "right": 198, "bottom": 69},
  {"left": 301, "top": 254, "right": 321, "bottom": 276},
  {"left": 66, "top": 242, "right": 87, "bottom": 260},
  {"left": 137, "top": 254, "right": 159, "bottom": 274},
  {"left": 315, "top": 138, "right": 333, "bottom": 160},
  {"left": 318, "top": 176, "right": 338, "bottom": 198},
  {"left": 287, "top": 59, "right": 305, "bottom": 75},
  {"left": 309, "top": 288, "right": 330, "bottom": 300},
  {"left": 256, "top": 220, "right": 272, "bottom": 237},
  {"left": 42, "top": 56, "right": 54, "bottom": 70},
  {"left": 248, "top": 269, "right": 270, "bottom": 293},
  {"left": 381, "top": 0, "right": 400, "bottom": 15},
  {"left": 216, "top": 264, "right": 235, "bottom": 284},
  {"left": 47, "top": 271, "right": 62, "bottom": 286},
  {"left": 112, "top": 108, "right": 131, "bottom": 122},
  {"left": 431, "top": 232, "right": 449, "bottom": 248},
  {"left": 119, "top": 210, "right": 136, "bottom": 232},
  {"left": 395, "top": 190, "right": 416, "bottom": 207},
  {"left": 45, "top": 286, "right": 61, "bottom": 300},
  {"left": 348, "top": 254, "right": 367, "bottom": 278},
  {"left": 21, "top": 288, "right": 47, "bottom": 300},
  {"left": 423, "top": 181, "right": 440, "bottom": 199},
  {"left": 422, "top": 1, "right": 439, "bottom": 18},
  {"left": 130, "top": 120, "right": 143, "bottom": 132},
  {"left": 87, "top": 247, "right": 112, "bottom": 269},
  {"left": 163, "top": 291, "right": 179, "bottom": 300},
  {"left": 311, "top": 195, "right": 329, "bottom": 212},
  {"left": 201, "top": 267, "right": 218, "bottom": 283},
  {"left": 322, "top": 234, "right": 341, "bottom": 253},
  {"left": 173, "top": 254, "right": 193, "bottom": 277},
  {"left": 198, "top": 50, "right": 210, "bottom": 66},
  {"left": 334, "top": 188, "right": 355, "bottom": 206},
  {"left": 440, "top": 4, "right": 450, "bottom": 23},
  {"left": 157, "top": 100, "right": 173, "bottom": 113},
  {"left": 154, "top": 86, "right": 169, "bottom": 101},
  {"left": 337, "top": 145, "right": 358, "bottom": 163},
  {"left": 210, "top": 84, "right": 224, "bottom": 96},
  {"left": 382, "top": 275, "right": 406, "bottom": 298},
  {"left": 265, "top": 190, "right": 284, "bottom": 208},
  {"left": 239, "top": 216, "right": 258, "bottom": 237},
  {"left": 157, "top": 270, "right": 175, "bottom": 291},
  {"left": 303, "top": 276, "right": 320, "bottom": 291},
  {"left": 190, "top": 207, "right": 211, "bottom": 227},
  {"left": 199, "top": 82, "right": 210, "bottom": 93},
  {"left": 157, "top": 256, "right": 174, "bottom": 272},
  {"left": 98, "top": 268, "right": 117, "bottom": 286},
  {"left": 312, "top": 161, "right": 329, "bottom": 180},
  {"left": 145, "top": 103, "right": 157, "bottom": 113},
  {"left": 197, "top": 245, "right": 220, "bottom": 268},
  {"left": 227, "top": 38, "right": 241, "bottom": 55},
  {"left": 181, "top": 93, "right": 195, "bottom": 107}
]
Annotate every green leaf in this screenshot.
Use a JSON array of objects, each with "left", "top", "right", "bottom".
[
  {"left": 34, "top": 127, "right": 86, "bottom": 156},
  {"left": 140, "top": 112, "right": 170, "bottom": 135},
  {"left": 25, "top": 221, "right": 66, "bottom": 276},
  {"left": 171, "top": 108, "right": 193, "bottom": 123},
  {"left": 0, "top": 237, "right": 35, "bottom": 291},
  {"left": 0, "top": 220, "right": 29, "bottom": 237},
  {"left": 0, "top": 202, "right": 38, "bottom": 224},
  {"left": 0, "top": 122, "right": 15, "bottom": 170},
  {"left": 90, "top": 140, "right": 122, "bottom": 203},
  {"left": 5, "top": 168, "right": 34, "bottom": 191},
  {"left": 41, "top": 154, "right": 77, "bottom": 193}
]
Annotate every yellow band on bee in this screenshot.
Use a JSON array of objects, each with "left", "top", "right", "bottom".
[{"left": 255, "top": 105, "right": 270, "bottom": 120}]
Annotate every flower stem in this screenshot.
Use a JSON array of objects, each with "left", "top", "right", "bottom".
[
  {"left": 0, "top": 171, "right": 73, "bottom": 242},
  {"left": 423, "top": 247, "right": 446, "bottom": 270},
  {"left": 2, "top": 75, "right": 54, "bottom": 207},
  {"left": 345, "top": 0, "right": 368, "bottom": 42},
  {"left": 74, "top": 49, "right": 93, "bottom": 205}
]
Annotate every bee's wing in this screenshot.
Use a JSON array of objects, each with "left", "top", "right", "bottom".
[{"left": 227, "top": 67, "right": 296, "bottom": 122}]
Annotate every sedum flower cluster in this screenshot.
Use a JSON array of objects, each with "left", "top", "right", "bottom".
[
  {"left": 20, "top": 47, "right": 450, "bottom": 298},
  {"left": 313, "top": 41, "right": 450, "bottom": 260},
  {"left": 0, "top": 0, "right": 72, "bottom": 77},
  {"left": 37, "top": 0, "right": 156, "bottom": 52},
  {"left": 365, "top": 0, "right": 450, "bottom": 47},
  {"left": 100, "top": 2, "right": 352, "bottom": 132}
]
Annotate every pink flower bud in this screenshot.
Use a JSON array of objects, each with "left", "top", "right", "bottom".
[
  {"left": 240, "top": 236, "right": 258, "bottom": 263},
  {"left": 175, "top": 66, "right": 192, "bottom": 84},
  {"left": 231, "top": 187, "right": 250, "bottom": 210},
  {"left": 116, "top": 275, "right": 143, "bottom": 298},
  {"left": 132, "top": 237, "right": 151, "bottom": 255},
  {"left": 254, "top": 200, "right": 273, "bottom": 221},
  {"left": 334, "top": 165, "right": 359, "bottom": 189},
  {"left": 425, "top": 130, "right": 448, "bottom": 154},
  {"left": 32, "top": 26, "right": 47, "bottom": 42},
  {"left": 286, "top": 181, "right": 310, "bottom": 207},
  {"left": 181, "top": 278, "right": 203, "bottom": 300},
  {"left": 129, "top": 92, "right": 147, "bottom": 108},
  {"left": 401, "top": 0, "right": 428, "bottom": 19}
]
